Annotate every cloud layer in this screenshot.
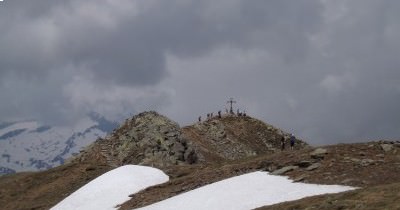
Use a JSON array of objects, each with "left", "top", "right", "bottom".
[{"left": 1, "top": 0, "right": 400, "bottom": 144}]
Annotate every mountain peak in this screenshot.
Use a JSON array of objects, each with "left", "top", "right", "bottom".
[
  {"left": 183, "top": 114, "right": 308, "bottom": 162},
  {"left": 76, "top": 111, "right": 308, "bottom": 169}
]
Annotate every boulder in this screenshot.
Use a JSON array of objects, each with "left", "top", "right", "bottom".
[
  {"left": 360, "top": 159, "right": 375, "bottom": 167},
  {"left": 310, "top": 148, "right": 328, "bottom": 159},
  {"left": 381, "top": 144, "right": 394, "bottom": 153},
  {"left": 293, "top": 174, "right": 309, "bottom": 182},
  {"left": 306, "top": 163, "right": 321, "bottom": 171},
  {"left": 271, "top": 166, "right": 299, "bottom": 175}
]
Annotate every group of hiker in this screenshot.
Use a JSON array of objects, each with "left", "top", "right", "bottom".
[
  {"left": 196, "top": 98, "right": 297, "bottom": 151},
  {"left": 281, "top": 134, "right": 296, "bottom": 151},
  {"left": 198, "top": 109, "right": 247, "bottom": 122}
]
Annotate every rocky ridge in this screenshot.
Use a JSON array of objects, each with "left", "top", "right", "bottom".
[{"left": 73, "top": 111, "right": 306, "bottom": 169}]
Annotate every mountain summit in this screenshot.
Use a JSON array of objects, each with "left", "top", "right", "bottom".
[
  {"left": 74, "top": 111, "right": 308, "bottom": 169},
  {"left": 183, "top": 115, "right": 308, "bottom": 162}
]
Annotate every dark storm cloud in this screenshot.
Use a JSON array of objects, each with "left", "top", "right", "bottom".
[
  {"left": 0, "top": 0, "right": 323, "bottom": 121},
  {"left": 0, "top": 0, "right": 322, "bottom": 83},
  {"left": 0, "top": 0, "right": 399, "bottom": 144}
]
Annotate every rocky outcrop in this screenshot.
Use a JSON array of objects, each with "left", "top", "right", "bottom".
[{"left": 80, "top": 111, "right": 197, "bottom": 169}]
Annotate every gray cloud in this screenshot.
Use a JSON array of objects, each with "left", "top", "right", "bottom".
[{"left": 0, "top": 0, "right": 400, "bottom": 144}]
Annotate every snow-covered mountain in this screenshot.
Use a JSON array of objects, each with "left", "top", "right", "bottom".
[{"left": 0, "top": 113, "right": 118, "bottom": 175}]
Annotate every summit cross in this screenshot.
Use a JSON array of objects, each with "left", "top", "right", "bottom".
[{"left": 227, "top": 98, "right": 236, "bottom": 114}]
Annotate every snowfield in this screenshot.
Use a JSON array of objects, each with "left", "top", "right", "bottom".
[
  {"left": 137, "top": 171, "right": 355, "bottom": 210},
  {"left": 50, "top": 165, "right": 169, "bottom": 210},
  {"left": 51, "top": 165, "right": 355, "bottom": 210}
]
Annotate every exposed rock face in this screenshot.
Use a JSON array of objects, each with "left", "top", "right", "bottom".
[{"left": 79, "top": 111, "right": 197, "bottom": 169}]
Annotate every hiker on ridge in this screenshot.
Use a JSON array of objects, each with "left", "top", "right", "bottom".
[{"left": 290, "top": 134, "right": 296, "bottom": 150}]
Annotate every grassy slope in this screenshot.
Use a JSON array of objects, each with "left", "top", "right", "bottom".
[{"left": 0, "top": 146, "right": 111, "bottom": 210}]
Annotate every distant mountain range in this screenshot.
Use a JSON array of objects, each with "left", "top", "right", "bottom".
[{"left": 0, "top": 113, "right": 118, "bottom": 175}]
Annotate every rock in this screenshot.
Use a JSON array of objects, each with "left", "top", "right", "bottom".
[
  {"left": 310, "top": 148, "right": 328, "bottom": 159},
  {"left": 341, "top": 178, "right": 355, "bottom": 184},
  {"left": 184, "top": 149, "right": 198, "bottom": 164},
  {"left": 271, "top": 166, "right": 299, "bottom": 175},
  {"left": 376, "top": 154, "right": 385, "bottom": 158},
  {"left": 257, "top": 160, "right": 274, "bottom": 171},
  {"left": 295, "top": 160, "right": 312, "bottom": 168},
  {"left": 166, "top": 132, "right": 178, "bottom": 138},
  {"left": 343, "top": 156, "right": 351, "bottom": 160},
  {"left": 172, "top": 143, "right": 185, "bottom": 153},
  {"left": 306, "top": 163, "right": 321, "bottom": 171},
  {"left": 91, "top": 111, "right": 199, "bottom": 168},
  {"left": 360, "top": 159, "right": 375, "bottom": 166},
  {"left": 381, "top": 144, "right": 394, "bottom": 152},
  {"left": 293, "top": 174, "right": 308, "bottom": 182},
  {"left": 268, "top": 165, "right": 277, "bottom": 172}
]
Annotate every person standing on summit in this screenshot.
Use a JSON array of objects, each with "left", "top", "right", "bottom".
[{"left": 290, "top": 134, "right": 296, "bottom": 150}]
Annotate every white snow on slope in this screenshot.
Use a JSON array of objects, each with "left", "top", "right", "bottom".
[
  {"left": 136, "top": 171, "right": 356, "bottom": 210},
  {"left": 0, "top": 115, "right": 116, "bottom": 173},
  {"left": 51, "top": 165, "right": 169, "bottom": 210}
]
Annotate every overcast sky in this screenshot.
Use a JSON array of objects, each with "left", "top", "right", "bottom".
[{"left": 1, "top": 0, "right": 400, "bottom": 145}]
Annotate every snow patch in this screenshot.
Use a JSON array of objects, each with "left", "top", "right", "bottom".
[
  {"left": 51, "top": 165, "right": 169, "bottom": 210},
  {"left": 137, "top": 171, "right": 355, "bottom": 210}
]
